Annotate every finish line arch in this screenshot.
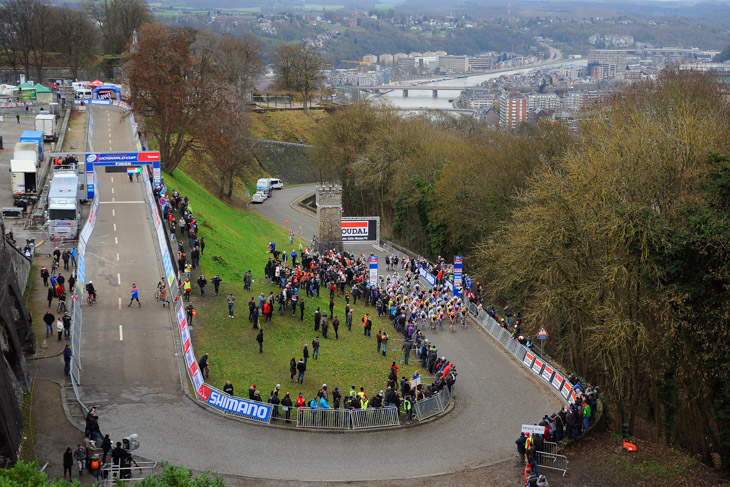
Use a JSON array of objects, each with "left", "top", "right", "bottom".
[{"left": 84, "top": 151, "right": 161, "bottom": 199}]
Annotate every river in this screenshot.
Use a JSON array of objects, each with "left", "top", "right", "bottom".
[{"left": 370, "top": 60, "right": 587, "bottom": 111}]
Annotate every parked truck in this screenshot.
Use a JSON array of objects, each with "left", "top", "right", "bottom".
[
  {"left": 11, "top": 142, "right": 39, "bottom": 201},
  {"left": 20, "top": 130, "right": 43, "bottom": 163},
  {"left": 47, "top": 170, "right": 79, "bottom": 241},
  {"left": 34, "top": 113, "right": 56, "bottom": 142},
  {"left": 10, "top": 159, "right": 37, "bottom": 201}
]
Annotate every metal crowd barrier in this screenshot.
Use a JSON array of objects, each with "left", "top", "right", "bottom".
[
  {"left": 413, "top": 386, "right": 453, "bottom": 421},
  {"left": 101, "top": 460, "right": 159, "bottom": 486},
  {"left": 536, "top": 451, "right": 568, "bottom": 476},
  {"left": 350, "top": 406, "right": 400, "bottom": 429},
  {"left": 296, "top": 408, "right": 351, "bottom": 429},
  {"left": 543, "top": 441, "right": 558, "bottom": 455}
]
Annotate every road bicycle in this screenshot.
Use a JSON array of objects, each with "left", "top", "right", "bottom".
[
  {"left": 87, "top": 292, "right": 99, "bottom": 306},
  {"left": 57, "top": 298, "right": 67, "bottom": 314}
]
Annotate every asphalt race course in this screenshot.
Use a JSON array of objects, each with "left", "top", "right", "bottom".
[{"left": 78, "top": 106, "right": 561, "bottom": 481}]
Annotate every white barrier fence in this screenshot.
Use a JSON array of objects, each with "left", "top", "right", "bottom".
[
  {"left": 295, "top": 407, "right": 399, "bottom": 429},
  {"left": 536, "top": 451, "right": 569, "bottom": 476},
  {"left": 413, "top": 386, "right": 453, "bottom": 421}
]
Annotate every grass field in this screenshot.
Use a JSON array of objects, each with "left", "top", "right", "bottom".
[
  {"left": 164, "top": 170, "right": 423, "bottom": 404},
  {"left": 249, "top": 110, "right": 330, "bottom": 145}
]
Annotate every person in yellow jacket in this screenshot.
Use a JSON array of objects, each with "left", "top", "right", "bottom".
[{"left": 180, "top": 278, "right": 192, "bottom": 301}]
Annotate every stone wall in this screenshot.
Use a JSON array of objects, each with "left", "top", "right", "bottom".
[
  {"left": 0, "top": 218, "right": 35, "bottom": 465},
  {"left": 248, "top": 139, "right": 317, "bottom": 185},
  {"left": 0, "top": 66, "right": 123, "bottom": 84}
]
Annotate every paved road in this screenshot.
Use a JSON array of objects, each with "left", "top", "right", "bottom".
[{"left": 76, "top": 113, "right": 561, "bottom": 481}]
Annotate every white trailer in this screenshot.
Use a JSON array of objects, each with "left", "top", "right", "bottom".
[
  {"left": 10, "top": 158, "right": 38, "bottom": 200},
  {"left": 34, "top": 113, "right": 56, "bottom": 142}
]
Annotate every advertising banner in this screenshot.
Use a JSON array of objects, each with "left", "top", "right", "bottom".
[
  {"left": 418, "top": 266, "right": 437, "bottom": 287},
  {"left": 561, "top": 381, "right": 572, "bottom": 399},
  {"left": 552, "top": 371, "right": 565, "bottom": 391},
  {"left": 207, "top": 389, "right": 273, "bottom": 422},
  {"left": 369, "top": 255, "right": 378, "bottom": 287},
  {"left": 532, "top": 358, "right": 544, "bottom": 375},
  {"left": 453, "top": 256, "right": 463, "bottom": 297},
  {"left": 541, "top": 363, "right": 555, "bottom": 383},
  {"left": 341, "top": 217, "right": 379, "bottom": 242},
  {"left": 523, "top": 351, "right": 535, "bottom": 368}
]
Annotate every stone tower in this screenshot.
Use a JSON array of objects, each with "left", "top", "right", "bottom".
[{"left": 316, "top": 184, "right": 343, "bottom": 254}]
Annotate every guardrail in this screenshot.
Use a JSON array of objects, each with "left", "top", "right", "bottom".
[{"left": 350, "top": 406, "right": 400, "bottom": 429}]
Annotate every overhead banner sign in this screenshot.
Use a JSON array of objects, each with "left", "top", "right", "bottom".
[
  {"left": 369, "top": 255, "right": 378, "bottom": 287},
  {"left": 341, "top": 217, "right": 379, "bottom": 243},
  {"left": 85, "top": 151, "right": 161, "bottom": 199}
]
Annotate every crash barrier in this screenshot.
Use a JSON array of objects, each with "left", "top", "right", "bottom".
[
  {"left": 296, "top": 408, "right": 352, "bottom": 429},
  {"left": 544, "top": 441, "right": 558, "bottom": 455},
  {"left": 536, "top": 451, "right": 568, "bottom": 476},
  {"left": 413, "top": 385, "right": 453, "bottom": 421},
  {"left": 466, "top": 301, "right": 575, "bottom": 407},
  {"left": 100, "top": 460, "right": 158, "bottom": 486}
]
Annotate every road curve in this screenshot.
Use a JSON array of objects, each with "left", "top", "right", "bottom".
[{"left": 78, "top": 114, "right": 561, "bottom": 481}]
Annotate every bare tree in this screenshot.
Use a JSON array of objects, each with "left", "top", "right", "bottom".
[
  {"left": 273, "top": 42, "right": 325, "bottom": 112},
  {"left": 198, "top": 32, "right": 264, "bottom": 100},
  {"left": 125, "top": 23, "right": 227, "bottom": 174},
  {"left": 0, "top": 0, "right": 46, "bottom": 81},
  {"left": 84, "top": 0, "right": 151, "bottom": 55},
  {"left": 55, "top": 8, "right": 99, "bottom": 80}
]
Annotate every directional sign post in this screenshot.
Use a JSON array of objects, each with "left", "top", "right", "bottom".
[{"left": 537, "top": 326, "right": 549, "bottom": 357}]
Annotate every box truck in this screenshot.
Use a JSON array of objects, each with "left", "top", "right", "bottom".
[
  {"left": 47, "top": 171, "right": 79, "bottom": 241},
  {"left": 20, "top": 131, "right": 43, "bottom": 162},
  {"left": 34, "top": 113, "right": 56, "bottom": 142},
  {"left": 10, "top": 158, "right": 37, "bottom": 200}
]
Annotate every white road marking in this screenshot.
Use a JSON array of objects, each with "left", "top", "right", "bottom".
[
  {"left": 100, "top": 201, "right": 145, "bottom": 204},
  {"left": 116, "top": 253, "right": 119, "bottom": 261},
  {"left": 111, "top": 177, "right": 114, "bottom": 183},
  {"left": 119, "top": 324, "right": 123, "bottom": 341},
  {"left": 114, "top": 236, "right": 118, "bottom": 245},
  {"left": 117, "top": 272, "right": 121, "bottom": 285},
  {"left": 113, "top": 223, "right": 117, "bottom": 232},
  {"left": 112, "top": 209, "right": 115, "bottom": 216},
  {"left": 118, "top": 297, "right": 122, "bottom": 310},
  {"left": 111, "top": 187, "right": 115, "bottom": 194}
]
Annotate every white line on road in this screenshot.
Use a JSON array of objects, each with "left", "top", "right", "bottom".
[
  {"left": 114, "top": 236, "right": 118, "bottom": 245},
  {"left": 116, "top": 253, "right": 119, "bottom": 261},
  {"left": 118, "top": 297, "right": 122, "bottom": 310},
  {"left": 119, "top": 324, "right": 123, "bottom": 341},
  {"left": 117, "top": 272, "right": 121, "bottom": 285},
  {"left": 111, "top": 187, "right": 115, "bottom": 194},
  {"left": 113, "top": 223, "right": 117, "bottom": 232},
  {"left": 112, "top": 209, "right": 115, "bottom": 216},
  {"left": 100, "top": 201, "right": 145, "bottom": 204},
  {"left": 111, "top": 177, "right": 114, "bottom": 183}
]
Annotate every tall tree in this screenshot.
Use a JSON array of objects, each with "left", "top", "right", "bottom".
[
  {"left": 0, "top": 0, "right": 46, "bottom": 80},
  {"left": 198, "top": 32, "right": 264, "bottom": 100},
  {"left": 55, "top": 8, "right": 98, "bottom": 80},
  {"left": 272, "top": 42, "right": 325, "bottom": 112},
  {"left": 199, "top": 91, "right": 253, "bottom": 199},
  {"left": 125, "top": 23, "right": 227, "bottom": 174},
  {"left": 84, "top": 0, "right": 151, "bottom": 55}
]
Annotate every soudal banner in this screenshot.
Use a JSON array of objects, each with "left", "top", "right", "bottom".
[
  {"left": 207, "top": 389, "right": 273, "bottom": 422},
  {"left": 341, "top": 217, "right": 379, "bottom": 242}
]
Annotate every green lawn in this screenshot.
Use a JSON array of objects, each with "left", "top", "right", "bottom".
[{"left": 164, "top": 170, "right": 423, "bottom": 404}]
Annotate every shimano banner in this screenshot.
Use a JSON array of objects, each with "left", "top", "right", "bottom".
[
  {"left": 206, "top": 389, "right": 273, "bottom": 422},
  {"left": 341, "top": 217, "right": 379, "bottom": 243}
]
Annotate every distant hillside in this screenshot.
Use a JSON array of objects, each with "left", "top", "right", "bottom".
[{"left": 249, "top": 110, "right": 330, "bottom": 145}]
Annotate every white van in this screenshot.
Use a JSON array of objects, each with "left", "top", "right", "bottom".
[
  {"left": 256, "top": 178, "right": 273, "bottom": 196},
  {"left": 270, "top": 178, "right": 284, "bottom": 190},
  {"left": 75, "top": 88, "right": 92, "bottom": 99}
]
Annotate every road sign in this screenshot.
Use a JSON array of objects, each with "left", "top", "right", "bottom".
[
  {"left": 159, "top": 198, "right": 166, "bottom": 206},
  {"left": 537, "top": 326, "right": 549, "bottom": 340}
]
